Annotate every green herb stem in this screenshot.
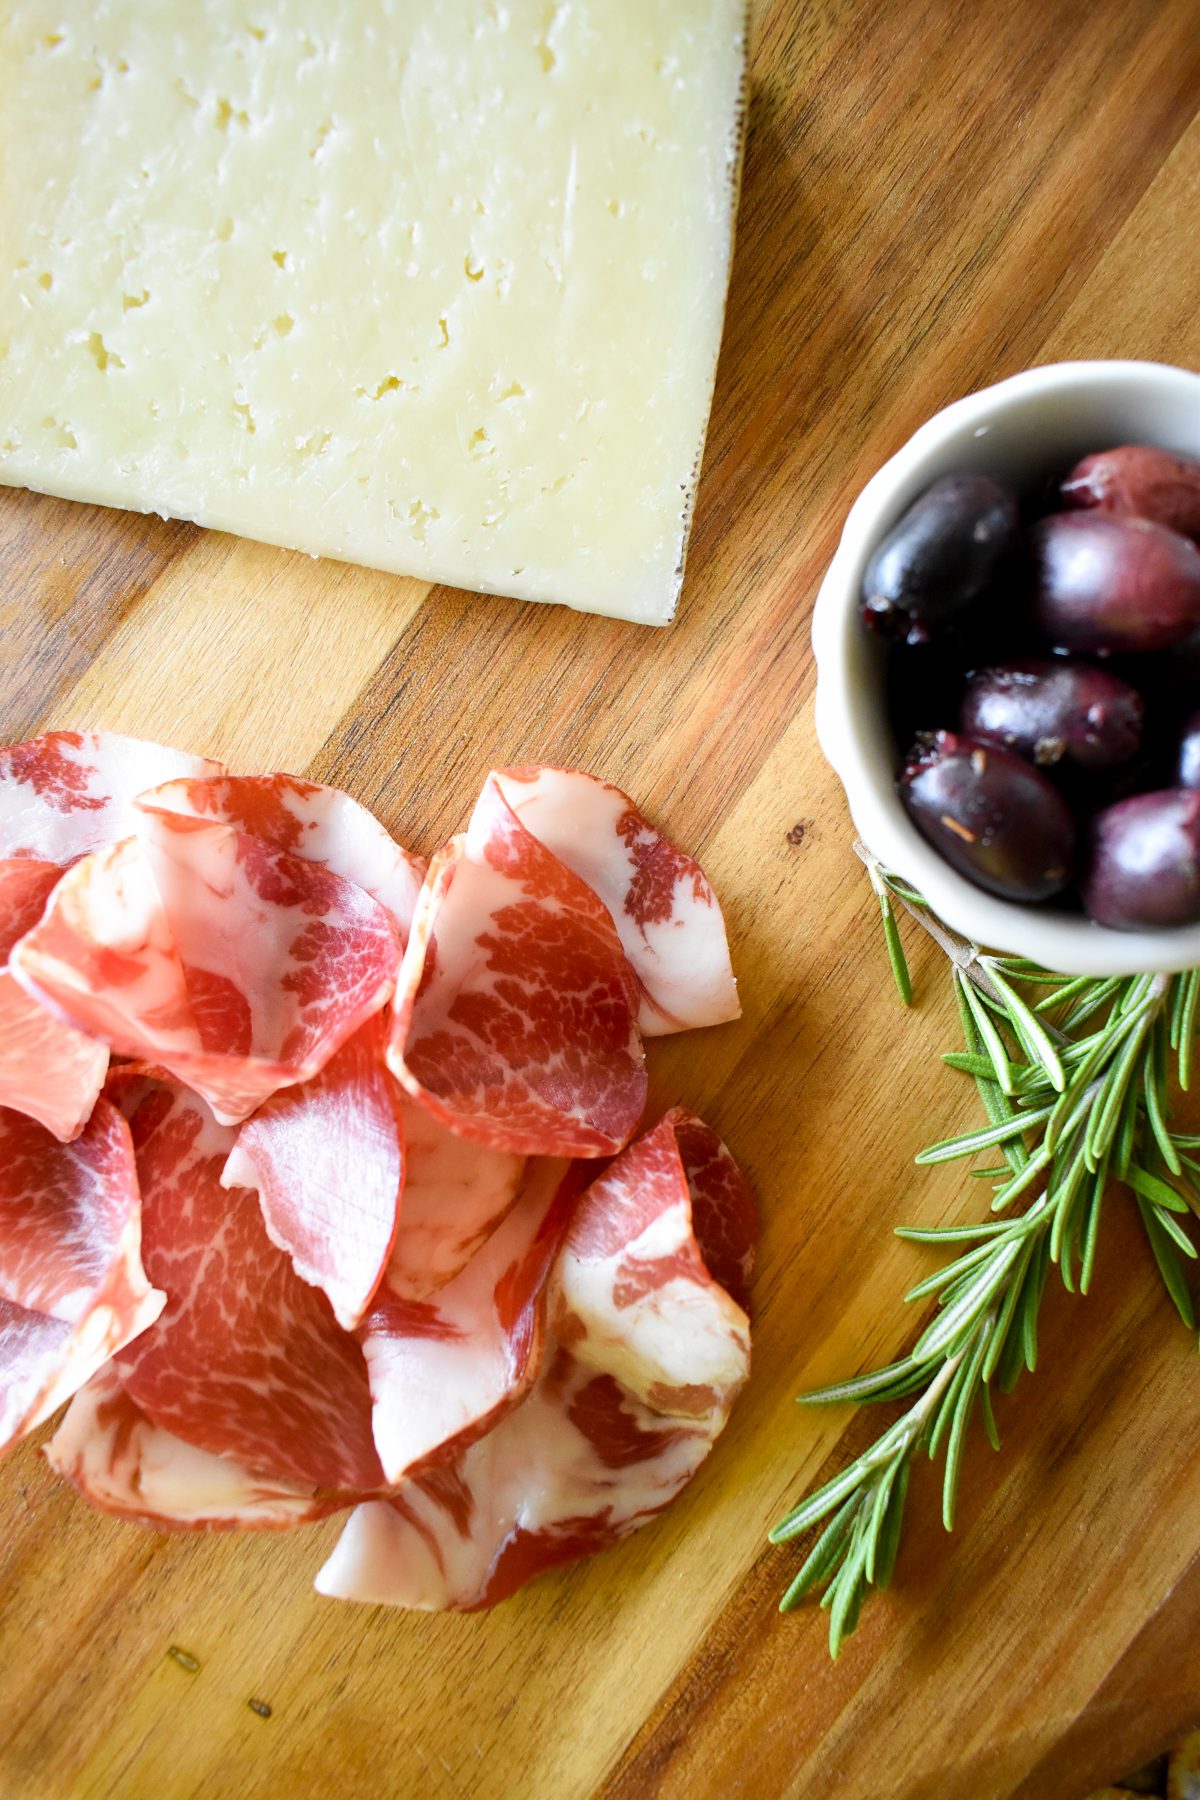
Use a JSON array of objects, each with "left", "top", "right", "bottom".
[{"left": 774, "top": 851, "right": 1200, "bottom": 1657}]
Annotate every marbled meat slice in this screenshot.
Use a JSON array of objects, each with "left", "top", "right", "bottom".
[
  {"left": 474, "top": 769, "right": 739, "bottom": 1037},
  {"left": 0, "top": 729, "right": 222, "bottom": 1138},
  {"left": 0, "top": 858, "right": 66, "bottom": 951},
  {"left": 0, "top": 1301, "right": 73, "bottom": 1449},
  {"left": 361, "top": 1158, "right": 579, "bottom": 1484},
  {"left": 9, "top": 836, "right": 198, "bottom": 1058},
  {"left": 388, "top": 829, "right": 645, "bottom": 1157},
  {"left": 0, "top": 858, "right": 107, "bottom": 1139},
  {"left": 0, "top": 972, "right": 107, "bottom": 1142},
  {"left": 385, "top": 1096, "right": 526, "bottom": 1301},
  {"left": 222, "top": 1014, "right": 404, "bottom": 1331},
  {"left": 136, "top": 803, "right": 403, "bottom": 1121},
  {"left": 0, "top": 729, "right": 222, "bottom": 864},
  {"left": 47, "top": 1366, "right": 340, "bottom": 1530},
  {"left": 554, "top": 1107, "right": 756, "bottom": 1410},
  {"left": 143, "top": 772, "right": 426, "bottom": 943},
  {"left": 112, "top": 1076, "right": 384, "bottom": 1493},
  {"left": 0, "top": 1098, "right": 164, "bottom": 1454},
  {"left": 671, "top": 1112, "right": 757, "bottom": 1318},
  {"left": 315, "top": 1112, "right": 754, "bottom": 1610},
  {"left": 11, "top": 806, "right": 401, "bottom": 1124}
]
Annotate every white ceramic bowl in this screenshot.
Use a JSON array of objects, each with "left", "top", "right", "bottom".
[{"left": 812, "top": 359, "right": 1200, "bottom": 977}]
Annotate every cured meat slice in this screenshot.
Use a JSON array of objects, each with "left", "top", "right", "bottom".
[
  {"left": 0, "top": 858, "right": 107, "bottom": 1140},
  {"left": 0, "top": 730, "right": 222, "bottom": 864},
  {"left": 471, "top": 769, "right": 739, "bottom": 1037},
  {"left": 0, "top": 1099, "right": 146, "bottom": 1318},
  {"left": 388, "top": 827, "right": 645, "bottom": 1157},
  {"left": 47, "top": 1367, "right": 338, "bottom": 1531},
  {"left": 112, "top": 1077, "right": 384, "bottom": 1493},
  {"left": 316, "top": 1112, "right": 754, "bottom": 1610},
  {"left": 671, "top": 1112, "right": 757, "bottom": 1318},
  {"left": 316, "top": 1350, "right": 716, "bottom": 1611},
  {"left": 0, "top": 975, "right": 104, "bottom": 1141},
  {"left": 222, "top": 1015, "right": 403, "bottom": 1331},
  {"left": 361, "top": 1159, "right": 578, "bottom": 1485},
  {"left": 0, "top": 858, "right": 62, "bottom": 946},
  {"left": 0, "top": 731, "right": 223, "bottom": 1138},
  {"left": 143, "top": 772, "right": 426, "bottom": 943},
  {"left": 12, "top": 807, "right": 401, "bottom": 1124},
  {"left": 0, "top": 1099, "right": 165, "bottom": 1454},
  {"left": 0, "top": 1300, "right": 74, "bottom": 1449},
  {"left": 385, "top": 1097, "right": 525, "bottom": 1301},
  {"left": 555, "top": 1108, "right": 756, "bottom": 1412},
  {"left": 134, "top": 804, "right": 403, "bottom": 1121},
  {"left": 10, "top": 837, "right": 197, "bottom": 1057}
]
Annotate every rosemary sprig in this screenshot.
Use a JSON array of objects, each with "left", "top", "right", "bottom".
[{"left": 772, "top": 850, "right": 1200, "bottom": 1657}]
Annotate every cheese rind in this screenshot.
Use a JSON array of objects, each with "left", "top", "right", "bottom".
[{"left": 0, "top": 2, "right": 745, "bottom": 624}]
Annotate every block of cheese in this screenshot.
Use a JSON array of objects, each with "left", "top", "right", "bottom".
[{"left": 0, "top": 2, "right": 745, "bottom": 625}]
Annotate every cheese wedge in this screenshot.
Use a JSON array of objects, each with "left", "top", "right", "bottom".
[{"left": 0, "top": 2, "right": 745, "bottom": 624}]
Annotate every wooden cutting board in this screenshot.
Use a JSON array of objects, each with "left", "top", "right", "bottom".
[{"left": 3, "top": 3, "right": 1200, "bottom": 1796}]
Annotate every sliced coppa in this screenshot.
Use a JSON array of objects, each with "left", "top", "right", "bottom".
[
  {"left": 388, "top": 827, "right": 646, "bottom": 1158},
  {"left": 361, "top": 1158, "right": 580, "bottom": 1485},
  {"left": 0, "top": 859, "right": 107, "bottom": 1140},
  {"left": 385, "top": 1096, "right": 526, "bottom": 1300},
  {"left": 0, "top": 729, "right": 223, "bottom": 864},
  {"left": 316, "top": 1110, "right": 754, "bottom": 1611},
  {"left": 0, "top": 1098, "right": 164, "bottom": 1455},
  {"left": 555, "top": 1107, "right": 755, "bottom": 1414},
  {"left": 137, "top": 804, "right": 403, "bottom": 1121},
  {"left": 11, "top": 808, "right": 402, "bottom": 1125},
  {"left": 0, "top": 1303, "right": 75, "bottom": 1452},
  {"left": 47, "top": 1367, "right": 338, "bottom": 1531},
  {"left": 0, "top": 723, "right": 222, "bottom": 1140},
  {"left": 112, "top": 1076, "right": 384, "bottom": 1495},
  {"left": 315, "top": 1350, "right": 713, "bottom": 1611},
  {"left": 471, "top": 769, "right": 739, "bottom": 1037},
  {"left": 142, "top": 771, "right": 426, "bottom": 944},
  {"left": 9, "top": 836, "right": 197, "bottom": 1061},
  {"left": 0, "top": 859, "right": 68, "bottom": 954},
  {"left": 671, "top": 1112, "right": 758, "bottom": 1318},
  {"left": 222, "top": 1013, "right": 404, "bottom": 1331}
]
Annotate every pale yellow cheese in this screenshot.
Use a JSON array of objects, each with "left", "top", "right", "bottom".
[{"left": 0, "top": 2, "right": 745, "bottom": 624}]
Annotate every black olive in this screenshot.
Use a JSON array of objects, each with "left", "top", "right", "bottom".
[
  {"left": 899, "top": 732, "right": 1075, "bottom": 903},
  {"left": 861, "top": 475, "right": 1019, "bottom": 646},
  {"left": 1176, "top": 710, "right": 1200, "bottom": 789},
  {"left": 1060, "top": 445, "right": 1200, "bottom": 543},
  {"left": 1028, "top": 513, "right": 1200, "bottom": 655},
  {"left": 961, "top": 659, "right": 1142, "bottom": 772},
  {"left": 1083, "top": 789, "right": 1200, "bottom": 929}
]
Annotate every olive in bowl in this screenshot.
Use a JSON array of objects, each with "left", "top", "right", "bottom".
[
  {"left": 885, "top": 477, "right": 1200, "bottom": 929},
  {"left": 1084, "top": 791, "right": 1200, "bottom": 930},
  {"left": 1061, "top": 444, "right": 1200, "bottom": 542},
  {"left": 961, "top": 660, "right": 1143, "bottom": 773},
  {"left": 811, "top": 358, "right": 1200, "bottom": 976},
  {"left": 900, "top": 733, "right": 1075, "bottom": 903},
  {"left": 1028, "top": 512, "right": 1200, "bottom": 655},
  {"left": 860, "top": 474, "right": 1019, "bottom": 646}
]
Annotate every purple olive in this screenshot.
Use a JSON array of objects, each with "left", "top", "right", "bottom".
[
  {"left": 899, "top": 732, "right": 1075, "bottom": 902},
  {"left": 1061, "top": 445, "right": 1200, "bottom": 543},
  {"left": 861, "top": 475, "right": 1019, "bottom": 645},
  {"left": 961, "top": 659, "right": 1142, "bottom": 772},
  {"left": 1028, "top": 513, "right": 1200, "bottom": 655},
  {"left": 1083, "top": 789, "right": 1200, "bottom": 929},
  {"left": 1177, "top": 711, "right": 1200, "bottom": 789}
]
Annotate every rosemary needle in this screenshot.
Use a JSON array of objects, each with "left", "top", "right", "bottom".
[{"left": 774, "top": 850, "right": 1200, "bottom": 1658}]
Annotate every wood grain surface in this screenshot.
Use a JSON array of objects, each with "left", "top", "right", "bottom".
[{"left": 3, "top": 2, "right": 1200, "bottom": 1796}]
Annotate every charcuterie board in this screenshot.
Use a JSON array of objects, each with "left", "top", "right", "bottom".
[{"left": 3, "top": 3, "right": 1200, "bottom": 1795}]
